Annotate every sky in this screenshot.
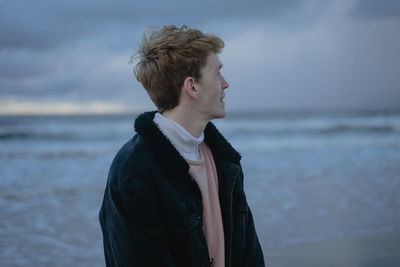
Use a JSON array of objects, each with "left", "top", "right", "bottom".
[{"left": 0, "top": 0, "right": 399, "bottom": 114}]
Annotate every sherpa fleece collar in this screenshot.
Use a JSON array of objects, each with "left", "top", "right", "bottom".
[{"left": 134, "top": 111, "right": 241, "bottom": 179}]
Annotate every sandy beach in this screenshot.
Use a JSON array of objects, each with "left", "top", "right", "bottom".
[{"left": 265, "top": 230, "right": 400, "bottom": 267}]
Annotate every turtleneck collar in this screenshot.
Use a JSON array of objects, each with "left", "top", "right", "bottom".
[
  {"left": 153, "top": 112, "right": 204, "bottom": 161},
  {"left": 134, "top": 111, "right": 241, "bottom": 179}
]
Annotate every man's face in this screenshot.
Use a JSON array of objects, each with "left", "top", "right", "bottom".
[{"left": 194, "top": 53, "right": 229, "bottom": 120}]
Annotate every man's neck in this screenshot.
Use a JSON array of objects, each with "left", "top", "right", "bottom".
[{"left": 162, "top": 106, "right": 209, "bottom": 138}]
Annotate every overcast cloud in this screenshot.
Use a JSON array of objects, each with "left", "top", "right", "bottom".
[{"left": 0, "top": 0, "right": 399, "bottom": 113}]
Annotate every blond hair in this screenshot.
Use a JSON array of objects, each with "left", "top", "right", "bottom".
[{"left": 132, "top": 25, "right": 224, "bottom": 112}]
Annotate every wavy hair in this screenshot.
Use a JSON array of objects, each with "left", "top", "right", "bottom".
[{"left": 131, "top": 25, "right": 224, "bottom": 112}]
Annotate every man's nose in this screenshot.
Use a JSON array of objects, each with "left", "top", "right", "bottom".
[{"left": 221, "top": 75, "right": 229, "bottom": 89}]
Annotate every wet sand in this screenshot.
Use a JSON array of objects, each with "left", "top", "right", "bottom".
[{"left": 265, "top": 230, "right": 400, "bottom": 267}]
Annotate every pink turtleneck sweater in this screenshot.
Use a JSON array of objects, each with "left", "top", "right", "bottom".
[{"left": 154, "top": 113, "right": 225, "bottom": 267}]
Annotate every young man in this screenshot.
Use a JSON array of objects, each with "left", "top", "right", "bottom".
[{"left": 99, "top": 25, "right": 265, "bottom": 267}]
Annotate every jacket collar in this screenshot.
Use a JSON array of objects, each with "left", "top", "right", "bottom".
[{"left": 134, "top": 111, "right": 241, "bottom": 179}]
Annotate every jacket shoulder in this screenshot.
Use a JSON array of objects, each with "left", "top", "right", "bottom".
[{"left": 107, "top": 134, "right": 157, "bottom": 186}]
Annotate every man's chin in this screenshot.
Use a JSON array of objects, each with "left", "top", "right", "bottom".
[{"left": 213, "top": 111, "right": 226, "bottom": 119}]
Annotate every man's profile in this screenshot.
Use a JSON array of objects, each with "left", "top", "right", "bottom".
[{"left": 99, "top": 25, "right": 265, "bottom": 267}]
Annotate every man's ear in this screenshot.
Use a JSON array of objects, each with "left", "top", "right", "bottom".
[{"left": 182, "top": 77, "right": 198, "bottom": 99}]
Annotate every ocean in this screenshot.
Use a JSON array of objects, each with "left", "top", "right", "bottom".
[{"left": 1, "top": 110, "right": 399, "bottom": 266}]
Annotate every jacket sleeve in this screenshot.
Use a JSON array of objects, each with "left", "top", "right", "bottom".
[
  {"left": 99, "top": 161, "right": 177, "bottom": 267},
  {"left": 236, "top": 167, "right": 265, "bottom": 267},
  {"left": 243, "top": 206, "right": 266, "bottom": 266}
]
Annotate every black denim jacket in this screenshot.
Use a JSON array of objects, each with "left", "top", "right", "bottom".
[{"left": 99, "top": 111, "right": 265, "bottom": 267}]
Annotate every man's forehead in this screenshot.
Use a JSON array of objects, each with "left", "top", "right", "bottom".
[{"left": 208, "top": 53, "right": 223, "bottom": 69}]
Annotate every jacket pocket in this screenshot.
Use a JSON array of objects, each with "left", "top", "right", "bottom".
[
  {"left": 167, "top": 213, "right": 201, "bottom": 234},
  {"left": 166, "top": 213, "right": 210, "bottom": 267}
]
